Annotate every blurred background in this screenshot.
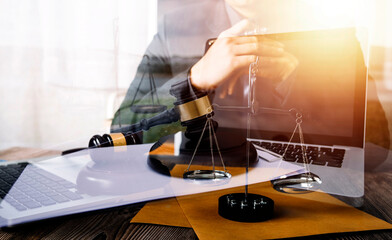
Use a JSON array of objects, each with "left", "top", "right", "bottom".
[{"left": 0, "top": 0, "right": 391, "bottom": 154}]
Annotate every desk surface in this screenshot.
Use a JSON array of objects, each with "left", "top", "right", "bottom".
[{"left": 0, "top": 147, "right": 391, "bottom": 240}]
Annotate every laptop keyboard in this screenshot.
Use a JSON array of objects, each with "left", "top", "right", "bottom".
[
  {"left": 251, "top": 141, "right": 345, "bottom": 168},
  {"left": 0, "top": 163, "right": 83, "bottom": 211}
]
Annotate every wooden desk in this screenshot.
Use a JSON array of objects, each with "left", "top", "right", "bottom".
[{"left": 0, "top": 147, "right": 391, "bottom": 239}]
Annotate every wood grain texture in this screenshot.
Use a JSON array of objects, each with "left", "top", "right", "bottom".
[
  {"left": 0, "top": 147, "right": 61, "bottom": 161},
  {"left": 0, "top": 148, "right": 390, "bottom": 239}
]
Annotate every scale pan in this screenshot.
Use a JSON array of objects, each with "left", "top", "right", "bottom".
[
  {"left": 271, "top": 172, "right": 322, "bottom": 194},
  {"left": 130, "top": 105, "right": 167, "bottom": 114},
  {"left": 183, "top": 170, "right": 231, "bottom": 180}
]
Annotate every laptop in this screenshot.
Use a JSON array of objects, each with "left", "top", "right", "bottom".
[
  {"left": 0, "top": 142, "right": 304, "bottom": 227},
  {"left": 0, "top": 145, "right": 169, "bottom": 227},
  {"left": 243, "top": 28, "right": 367, "bottom": 197}
]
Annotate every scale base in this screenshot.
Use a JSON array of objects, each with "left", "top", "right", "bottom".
[{"left": 218, "top": 193, "right": 274, "bottom": 222}]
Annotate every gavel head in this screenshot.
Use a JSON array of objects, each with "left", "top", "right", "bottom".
[{"left": 169, "top": 80, "right": 217, "bottom": 141}]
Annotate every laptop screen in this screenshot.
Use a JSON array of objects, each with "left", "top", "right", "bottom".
[{"left": 214, "top": 28, "right": 367, "bottom": 147}]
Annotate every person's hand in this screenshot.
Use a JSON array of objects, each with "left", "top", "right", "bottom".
[
  {"left": 190, "top": 19, "right": 298, "bottom": 97},
  {"left": 190, "top": 20, "right": 284, "bottom": 92},
  {"left": 219, "top": 43, "right": 298, "bottom": 99}
]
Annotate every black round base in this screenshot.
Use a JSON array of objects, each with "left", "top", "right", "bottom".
[
  {"left": 218, "top": 193, "right": 274, "bottom": 222},
  {"left": 148, "top": 129, "right": 258, "bottom": 178}
]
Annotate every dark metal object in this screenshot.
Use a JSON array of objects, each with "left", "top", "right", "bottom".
[{"left": 218, "top": 193, "right": 274, "bottom": 222}]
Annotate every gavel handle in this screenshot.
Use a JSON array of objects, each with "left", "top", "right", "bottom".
[{"left": 111, "top": 108, "right": 180, "bottom": 134}]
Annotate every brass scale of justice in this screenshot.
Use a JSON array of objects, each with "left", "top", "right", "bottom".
[
  {"left": 176, "top": 55, "right": 319, "bottom": 222},
  {"left": 89, "top": 38, "right": 321, "bottom": 223}
]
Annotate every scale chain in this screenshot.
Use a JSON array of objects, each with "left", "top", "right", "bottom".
[
  {"left": 185, "top": 117, "right": 210, "bottom": 172},
  {"left": 279, "top": 112, "right": 312, "bottom": 184},
  {"left": 185, "top": 114, "right": 226, "bottom": 175}
]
